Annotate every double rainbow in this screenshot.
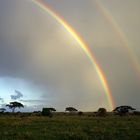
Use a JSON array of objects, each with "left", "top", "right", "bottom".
[
  {"left": 95, "top": 0, "right": 140, "bottom": 78},
  {"left": 31, "top": 0, "right": 115, "bottom": 110}
]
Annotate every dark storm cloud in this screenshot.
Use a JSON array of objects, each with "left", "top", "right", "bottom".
[{"left": 10, "top": 90, "right": 23, "bottom": 100}]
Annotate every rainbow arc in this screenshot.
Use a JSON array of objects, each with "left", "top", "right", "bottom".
[
  {"left": 31, "top": 0, "right": 115, "bottom": 110},
  {"left": 94, "top": 0, "right": 140, "bottom": 79}
]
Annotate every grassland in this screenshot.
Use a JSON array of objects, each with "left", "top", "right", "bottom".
[{"left": 0, "top": 114, "right": 140, "bottom": 140}]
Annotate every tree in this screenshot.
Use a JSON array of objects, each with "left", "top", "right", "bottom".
[
  {"left": 48, "top": 107, "right": 56, "bottom": 112},
  {"left": 65, "top": 107, "right": 78, "bottom": 112},
  {"left": 6, "top": 101, "right": 24, "bottom": 113},
  {"left": 113, "top": 105, "right": 135, "bottom": 116},
  {"left": 42, "top": 108, "right": 56, "bottom": 117},
  {"left": 97, "top": 108, "right": 107, "bottom": 117},
  {"left": 0, "top": 108, "right": 6, "bottom": 113}
]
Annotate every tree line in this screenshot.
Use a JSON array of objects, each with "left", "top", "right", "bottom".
[{"left": 0, "top": 101, "right": 140, "bottom": 117}]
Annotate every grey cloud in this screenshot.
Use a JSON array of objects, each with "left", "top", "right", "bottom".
[{"left": 10, "top": 90, "right": 23, "bottom": 100}]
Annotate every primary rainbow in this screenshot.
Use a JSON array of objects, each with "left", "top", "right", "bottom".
[
  {"left": 31, "top": 0, "right": 115, "bottom": 110},
  {"left": 94, "top": 0, "right": 140, "bottom": 79}
]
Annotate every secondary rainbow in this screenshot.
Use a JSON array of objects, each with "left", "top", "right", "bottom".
[
  {"left": 31, "top": 0, "right": 115, "bottom": 110},
  {"left": 94, "top": 0, "right": 140, "bottom": 79}
]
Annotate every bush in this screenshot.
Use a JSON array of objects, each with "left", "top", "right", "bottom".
[
  {"left": 42, "top": 108, "right": 52, "bottom": 117},
  {"left": 78, "top": 111, "right": 83, "bottom": 116},
  {"left": 97, "top": 108, "right": 107, "bottom": 117},
  {"left": 134, "top": 111, "right": 140, "bottom": 116}
]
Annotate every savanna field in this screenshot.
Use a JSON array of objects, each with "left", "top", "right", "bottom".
[{"left": 0, "top": 114, "right": 140, "bottom": 140}]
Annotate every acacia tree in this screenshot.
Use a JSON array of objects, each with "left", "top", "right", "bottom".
[
  {"left": 65, "top": 107, "right": 78, "bottom": 112},
  {"left": 6, "top": 101, "right": 24, "bottom": 113},
  {"left": 42, "top": 108, "right": 56, "bottom": 117},
  {"left": 113, "top": 105, "right": 135, "bottom": 116}
]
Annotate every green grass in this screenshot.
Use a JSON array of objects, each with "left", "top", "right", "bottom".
[{"left": 0, "top": 115, "right": 140, "bottom": 140}]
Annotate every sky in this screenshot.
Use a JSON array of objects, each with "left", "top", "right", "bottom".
[{"left": 0, "top": 0, "right": 140, "bottom": 112}]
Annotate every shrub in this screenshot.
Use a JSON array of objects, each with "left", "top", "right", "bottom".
[
  {"left": 134, "top": 111, "right": 140, "bottom": 116},
  {"left": 41, "top": 107, "right": 56, "bottom": 117},
  {"left": 97, "top": 108, "right": 107, "bottom": 117},
  {"left": 42, "top": 108, "right": 52, "bottom": 117},
  {"left": 78, "top": 111, "right": 83, "bottom": 116}
]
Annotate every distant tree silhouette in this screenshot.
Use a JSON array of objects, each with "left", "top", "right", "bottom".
[
  {"left": 78, "top": 111, "right": 83, "bottom": 116},
  {"left": 113, "top": 105, "right": 135, "bottom": 116},
  {"left": 42, "top": 108, "right": 56, "bottom": 117},
  {"left": 97, "top": 108, "right": 107, "bottom": 117},
  {"left": 134, "top": 111, "right": 140, "bottom": 116},
  {"left": 0, "top": 108, "right": 6, "bottom": 113},
  {"left": 6, "top": 101, "right": 24, "bottom": 112},
  {"left": 65, "top": 107, "right": 78, "bottom": 112},
  {"left": 48, "top": 108, "right": 56, "bottom": 112}
]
